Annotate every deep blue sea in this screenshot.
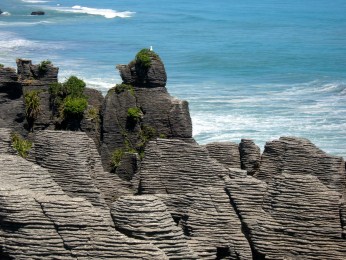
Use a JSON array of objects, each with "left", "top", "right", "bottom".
[{"left": 1, "top": 0, "right": 346, "bottom": 157}]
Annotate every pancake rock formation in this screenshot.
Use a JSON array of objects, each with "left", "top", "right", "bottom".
[{"left": 0, "top": 50, "right": 346, "bottom": 259}]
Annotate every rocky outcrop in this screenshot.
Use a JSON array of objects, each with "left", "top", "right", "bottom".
[
  {"left": 255, "top": 137, "right": 346, "bottom": 193},
  {"left": 101, "top": 51, "right": 191, "bottom": 170},
  {"left": 1, "top": 55, "right": 346, "bottom": 259},
  {"left": 0, "top": 154, "right": 167, "bottom": 259},
  {"left": 204, "top": 141, "right": 241, "bottom": 168},
  {"left": 0, "top": 128, "right": 16, "bottom": 154},
  {"left": 239, "top": 138, "right": 261, "bottom": 175},
  {"left": 80, "top": 88, "right": 104, "bottom": 148},
  {"left": 17, "top": 59, "right": 58, "bottom": 84},
  {"left": 111, "top": 195, "right": 198, "bottom": 259},
  {"left": 31, "top": 130, "right": 132, "bottom": 206},
  {"left": 136, "top": 138, "right": 252, "bottom": 259},
  {"left": 31, "top": 11, "right": 45, "bottom": 15},
  {"left": 0, "top": 66, "right": 26, "bottom": 136},
  {"left": 117, "top": 49, "right": 167, "bottom": 88},
  {"left": 226, "top": 137, "right": 346, "bottom": 259}
]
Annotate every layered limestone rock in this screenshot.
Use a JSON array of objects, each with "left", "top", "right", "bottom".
[
  {"left": 255, "top": 137, "right": 346, "bottom": 194},
  {"left": 0, "top": 66, "right": 26, "bottom": 136},
  {"left": 31, "top": 130, "right": 132, "bottom": 207},
  {"left": 0, "top": 128, "right": 16, "bottom": 154},
  {"left": 117, "top": 49, "right": 167, "bottom": 88},
  {"left": 0, "top": 154, "right": 167, "bottom": 259},
  {"left": 203, "top": 141, "right": 241, "bottom": 168},
  {"left": 226, "top": 137, "right": 346, "bottom": 259},
  {"left": 1, "top": 55, "right": 346, "bottom": 259},
  {"left": 239, "top": 138, "right": 261, "bottom": 175},
  {"left": 16, "top": 59, "right": 58, "bottom": 84},
  {"left": 136, "top": 138, "right": 253, "bottom": 259},
  {"left": 111, "top": 195, "right": 198, "bottom": 259},
  {"left": 101, "top": 51, "right": 192, "bottom": 171}
]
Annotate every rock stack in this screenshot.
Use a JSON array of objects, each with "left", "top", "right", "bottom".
[{"left": 0, "top": 52, "right": 345, "bottom": 259}]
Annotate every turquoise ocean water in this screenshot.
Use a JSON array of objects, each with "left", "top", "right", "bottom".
[{"left": 1, "top": 0, "right": 346, "bottom": 157}]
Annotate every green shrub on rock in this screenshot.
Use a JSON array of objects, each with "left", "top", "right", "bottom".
[
  {"left": 113, "top": 83, "right": 135, "bottom": 95},
  {"left": 24, "top": 90, "right": 41, "bottom": 121},
  {"left": 11, "top": 133, "right": 32, "bottom": 158},
  {"left": 86, "top": 106, "right": 99, "bottom": 120},
  {"left": 38, "top": 60, "right": 52, "bottom": 73},
  {"left": 127, "top": 107, "right": 142, "bottom": 122},
  {"left": 63, "top": 97, "right": 88, "bottom": 117},
  {"left": 110, "top": 149, "right": 124, "bottom": 171},
  {"left": 135, "top": 48, "right": 159, "bottom": 68},
  {"left": 49, "top": 76, "right": 87, "bottom": 120},
  {"left": 0, "top": 64, "right": 4, "bottom": 68},
  {"left": 64, "top": 76, "right": 86, "bottom": 98}
]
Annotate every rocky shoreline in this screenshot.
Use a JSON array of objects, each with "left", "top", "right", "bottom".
[{"left": 1, "top": 51, "right": 345, "bottom": 259}]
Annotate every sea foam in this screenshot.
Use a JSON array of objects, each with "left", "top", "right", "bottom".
[
  {"left": 58, "top": 5, "right": 135, "bottom": 19},
  {"left": 0, "top": 12, "right": 11, "bottom": 16}
]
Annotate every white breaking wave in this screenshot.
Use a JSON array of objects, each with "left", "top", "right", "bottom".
[
  {"left": 0, "top": 35, "right": 63, "bottom": 53},
  {"left": 57, "top": 5, "right": 135, "bottom": 19},
  {"left": 0, "top": 12, "right": 11, "bottom": 16}
]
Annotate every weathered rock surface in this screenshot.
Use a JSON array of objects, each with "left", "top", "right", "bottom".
[
  {"left": 0, "top": 66, "right": 26, "bottom": 136},
  {"left": 31, "top": 130, "right": 132, "bottom": 207},
  {"left": 17, "top": 59, "right": 58, "bottom": 84},
  {"left": 255, "top": 137, "right": 346, "bottom": 193},
  {"left": 136, "top": 138, "right": 253, "bottom": 259},
  {"left": 135, "top": 87, "right": 192, "bottom": 138},
  {"left": 1, "top": 55, "right": 346, "bottom": 259},
  {"left": 0, "top": 154, "right": 167, "bottom": 259},
  {"left": 0, "top": 128, "right": 16, "bottom": 154},
  {"left": 204, "top": 141, "right": 241, "bottom": 168},
  {"left": 101, "top": 86, "right": 192, "bottom": 171},
  {"left": 117, "top": 50, "right": 167, "bottom": 88},
  {"left": 226, "top": 137, "right": 346, "bottom": 259},
  {"left": 239, "top": 138, "right": 261, "bottom": 175},
  {"left": 111, "top": 195, "right": 198, "bottom": 259},
  {"left": 80, "top": 88, "right": 104, "bottom": 147}
]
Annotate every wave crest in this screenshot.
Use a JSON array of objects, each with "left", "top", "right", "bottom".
[
  {"left": 0, "top": 11, "right": 11, "bottom": 16},
  {"left": 64, "top": 5, "right": 135, "bottom": 19}
]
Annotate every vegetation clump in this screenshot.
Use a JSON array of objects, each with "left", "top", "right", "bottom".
[
  {"left": 110, "top": 149, "right": 124, "bottom": 171},
  {"left": 24, "top": 90, "right": 41, "bottom": 122},
  {"left": 62, "top": 97, "right": 88, "bottom": 117},
  {"left": 86, "top": 106, "right": 99, "bottom": 120},
  {"left": 49, "top": 76, "right": 88, "bottom": 119},
  {"left": 63, "top": 76, "right": 86, "bottom": 97},
  {"left": 11, "top": 133, "right": 32, "bottom": 158},
  {"left": 127, "top": 107, "right": 142, "bottom": 122},
  {"left": 38, "top": 60, "right": 52, "bottom": 73},
  {"left": 135, "top": 48, "right": 159, "bottom": 68},
  {"left": 0, "top": 64, "right": 4, "bottom": 68},
  {"left": 113, "top": 83, "right": 134, "bottom": 95},
  {"left": 140, "top": 125, "right": 157, "bottom": 144},
  {"left": 110, "top": 145, "right": 137, "bottom": 172}
]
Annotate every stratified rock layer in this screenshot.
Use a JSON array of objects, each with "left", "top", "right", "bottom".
[
  {"left": 136, "top": 138, "right": 252, "bottom": 259},
  {"left": 226, "top": 137, "right": 346, "bottom": 259},
  {"left": 0, "top": 128, "right": 15, "bottom": 154},
  {"left": 31, "top": 130, "right": 132, "bottom": 207},
  {"left": 0, "top": 153, "right": 168, "bottom": 259},
  {"left": 1, "top": 55, "right": 346, "bottom": 260},
  {"left": 117, "top": 51, "right": 167, "bottom": 88},
  {"left": 111, "top": 195, "right": 198, "bottom": 259},
  {"left": 239, "top": 138, "right": 261, "bottom": 175},
  {"left": 0, "top": 66, "right": 26, "bottom": 136},
  {"left": 204, "top": 141, "right": 241, "bottom": 168},
  {"left": 101, "top": 86, "right": 192, "bottom": 171}
]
